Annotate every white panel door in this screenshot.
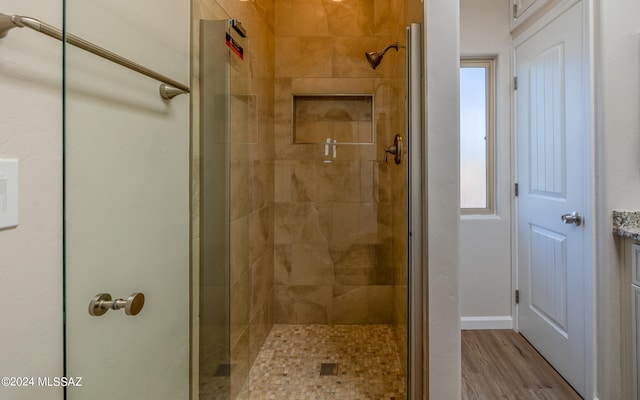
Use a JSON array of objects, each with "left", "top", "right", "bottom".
[{"left": 516, "top": 2, "right": 586, "bottom": 396}]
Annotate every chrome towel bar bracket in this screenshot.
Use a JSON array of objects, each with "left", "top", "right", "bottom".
[{"left": 0, "top": 13, "right": 190, "bottom": 100}]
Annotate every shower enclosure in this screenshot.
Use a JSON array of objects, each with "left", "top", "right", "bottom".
[
  {"left": 196, "top": 1, "right": 424, "bottom": 398},
  {"left": 198, "top": 18, "right": 255, "bottom": 399},
  {"left": 57, "top": 0, "right": 424, "bottom": 398}
]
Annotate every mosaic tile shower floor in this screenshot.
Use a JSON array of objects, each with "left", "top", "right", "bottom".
[{"left": 247, "top": 324, "right": 406, "bottom": 400}]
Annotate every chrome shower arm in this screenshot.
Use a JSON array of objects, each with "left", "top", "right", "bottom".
[{"left": 381, "top": 43, "right": 400, "bottom": 54}]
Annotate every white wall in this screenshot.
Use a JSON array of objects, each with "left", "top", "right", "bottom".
[
  {"left": 459, "top": 0, "right": 513, "bottom": 328},
  {"left": 597, "top": 0, "right": 640, "bottom": 397},
  {"left": 0, "top": 1, "right": 64, "bottom": 399},
  {"left": 426, "top": 0, "right": 461, "bottom": 398}
]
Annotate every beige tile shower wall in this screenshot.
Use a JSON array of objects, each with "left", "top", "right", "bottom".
[
  {"left": 193, "top": 1, "right": 275, "bottom": 398},
  {"left": 273, "top": 0, "right": 406, "bottom": 325}
]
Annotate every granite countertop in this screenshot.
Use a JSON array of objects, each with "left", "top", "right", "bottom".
[{"left": 613, "top": 211, "right": 640, "bottom": 240}]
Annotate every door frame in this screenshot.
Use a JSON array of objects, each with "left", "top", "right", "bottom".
[
  {"left": 510, "top": 0, "right": 596, "bottom": 398},
  {"left": 407, "top": 22, "right": 425, "bottom": 400}
]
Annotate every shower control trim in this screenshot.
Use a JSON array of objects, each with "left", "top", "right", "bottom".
[
  {"left": 89, "top": 292, "right": 145, "bottom": 316},
  {"left": 384, "top": 134, "right": 404, "bottom": 165}
]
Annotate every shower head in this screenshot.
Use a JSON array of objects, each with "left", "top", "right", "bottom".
[{"left": 365, "top": 42, "right": 400, "bottom": 70}]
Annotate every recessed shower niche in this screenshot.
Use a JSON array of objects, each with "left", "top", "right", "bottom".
[{"left": 292, "top": 94, "right": 374, "bottom": 144}]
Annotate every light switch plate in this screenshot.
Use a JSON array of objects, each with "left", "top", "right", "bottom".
[{"left": 0, "top": 159, "right": 19, "bottom": 229}]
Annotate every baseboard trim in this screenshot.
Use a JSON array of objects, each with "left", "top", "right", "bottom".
[{"left": 460, "top": 316, "right": 513, "bottom": 330}]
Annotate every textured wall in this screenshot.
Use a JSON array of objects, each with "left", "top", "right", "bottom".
[
  {"left": 598, "top": 0, "right": 640, "bottom": 397},
  {"left": 459, "top": 0, "right": 513, "bottom": 327},
  {"left": 426, "top": 0, "right": 462, "bottom": 398},
  {"left": 0, "top": 1, "right": 64, "bottom": 399}
]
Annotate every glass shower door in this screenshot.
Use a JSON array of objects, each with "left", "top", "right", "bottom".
[
  {"left": 199, "top": 18, "right": 231, "bottom": 400},
  {"left": 199, "top": 18, "right": 252, "bottom": 400},
  {"left": 63, "top": 1, "right": 190, "bottom": 399}
]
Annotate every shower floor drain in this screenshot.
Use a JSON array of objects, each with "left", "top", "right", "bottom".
[{"left": 320, "top": 363, "right": 338, "bottom": 376}]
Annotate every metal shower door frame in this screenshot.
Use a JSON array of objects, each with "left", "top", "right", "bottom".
[{"left": 407, "top": 22, "right": 425, "bottom": 400}]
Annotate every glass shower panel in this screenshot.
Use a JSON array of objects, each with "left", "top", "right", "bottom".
[
  {"left": 63, "top": 1, "right": 190, "bottom": 399},
  {"left": 199, "top": 19, "right": 230, "bottom": 400},
  {"left": 200, "top": 19, "right": 252, "bottom": 400}
]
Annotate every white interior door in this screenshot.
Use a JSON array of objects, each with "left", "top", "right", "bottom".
[
  {"left": 64, "top": 1, "right": 191, "bottom": 398},
  {"left": 516, "top": 2, "right": 587, "bottom": 396}
]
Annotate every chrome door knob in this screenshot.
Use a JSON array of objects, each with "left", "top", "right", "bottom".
[
  {"left": 561, "top": 211, "right": 582, "bottom": 226},
  {"left": 89, "top": 292, "right": 145, "bottom": 316}
]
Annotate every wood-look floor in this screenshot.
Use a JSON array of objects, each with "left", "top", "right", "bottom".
[{"left": 462, "top": 330, "right": 583, "bottom": 400}]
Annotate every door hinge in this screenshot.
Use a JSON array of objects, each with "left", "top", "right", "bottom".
[
  {"left": 514, "top": 183, "right": 519, "bottom": 197},
  {"left": 513, "top": 4, "right": 518, "bottom": 18},
  {"left": 513, "top": 76, "right": 518, "bottom": 90},
  {"left": 515, "top": 290, "right": 520, "bottom": 304}
]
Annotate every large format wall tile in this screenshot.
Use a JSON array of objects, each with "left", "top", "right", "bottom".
[
  {"left": 275, "top": 37, "right": 334, "bottom": 78},
  {"left": 230, "top": 326, "right": 249, "bottom": 400},
  {"left": 230, "top": 159, "right": 251, "bottom": 221},
  {"left": 274, "top": 203, "right": 331, "bottom": 244},
  {"left": 230, "top": 268, "right": 250, "bottom": 350},
  {"left": 275, "top": 0, "right": 329, "bottom": 37},
  {"left": 249, "top": 287, "right": 273, "bottom": 366},
  {"left": 274, "top": 285, "right": 332, "bottom": 324},
  {"left": 273, "top": 244, "right": 292, "bottom": 285},
  {"left": 332, "top": 285, "right": 393, "bottom": 324},
  {"left": 290, "top": 244, "right": 336, "bottom": 285},
  {"left": 231, "top": 215, "right": 251, "bottom": 286},
  {"left": 249, "top": 207, "right": 270, "bottom": 264},
  {"left": 251, "top": 250, "right": 275, "bottom": 317},
  {"left": 325, "top": 0, "right": 374, "bottom": 37},
  {"left": 290, "top": 161, "right": 361, "bottom": 202},
  {"left": 274, "top": 284, "right": 393, "bottom": 325}
]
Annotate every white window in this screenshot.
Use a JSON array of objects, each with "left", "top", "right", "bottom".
[{"left": 460, "top": 58, "right": 495, "bottom": 214}]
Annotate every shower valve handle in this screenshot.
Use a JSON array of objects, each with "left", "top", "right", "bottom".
[
  {"left": 384, "top": 145, "right": 397, "bottom": 162},
  {"left": 384, "top": 134, "right": 404, "bottom": 165}
]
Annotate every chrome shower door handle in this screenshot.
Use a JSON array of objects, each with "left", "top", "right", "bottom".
[
  {"left": 561, "top": 211, "right": 582, "bottom": 226},
  {"left": 89, "top": 292, "right": 145, "bottom": 316}
]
